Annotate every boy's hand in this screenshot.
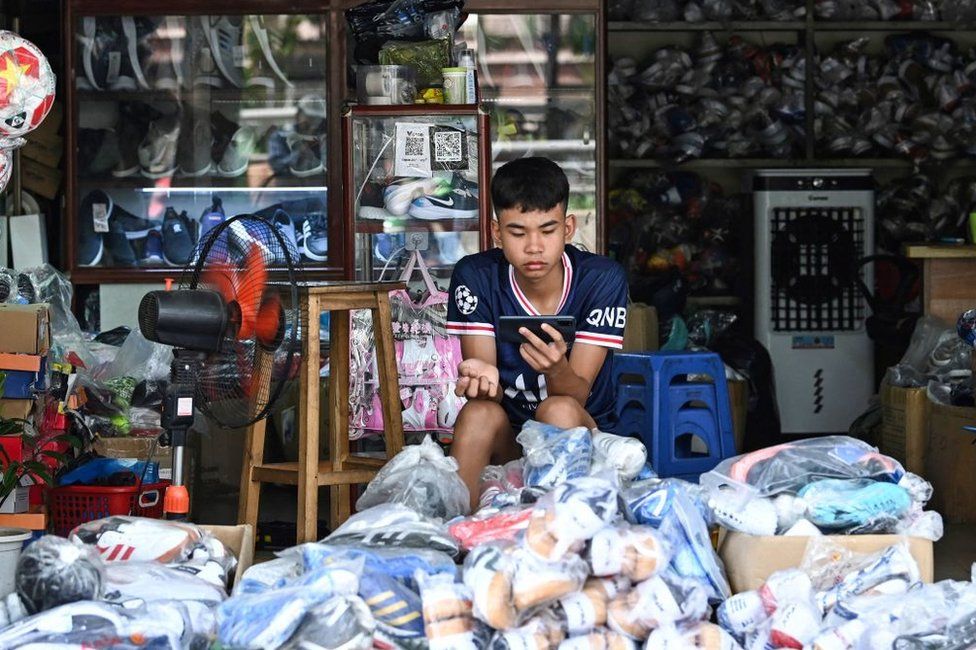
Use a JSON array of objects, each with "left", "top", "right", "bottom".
[
  {"left": 519, "top": 324, "right": 570, "bottom": 377},
  {"left": 456, "top": 358, "right": 501, "bottom": 401}
]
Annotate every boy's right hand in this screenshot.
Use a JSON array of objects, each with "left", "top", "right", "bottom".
[{"left": 456, "top": 359, "right": 501, "bottom": 401}]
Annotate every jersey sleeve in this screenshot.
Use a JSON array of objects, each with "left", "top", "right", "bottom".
[
  {"left": 575, "top": 262, "right": 628, "bottom": 350},
  {"left": 447, "top": 258, "right": 495, "bottom": 337}
]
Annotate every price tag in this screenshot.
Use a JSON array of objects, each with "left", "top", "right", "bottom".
[
  {"left": 92, "top": 203, "right": 109, "bottom": 233},
  {"left": 106, "top": 52, "right": 121, "bottom": 85}
]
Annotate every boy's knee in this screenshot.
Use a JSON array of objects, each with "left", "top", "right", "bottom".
[
  {"left": 535, "top": 395, "right": 584, "bottom": 427},
  {"left": 453, "top": 400, "right": 508, "bottom": 445}
]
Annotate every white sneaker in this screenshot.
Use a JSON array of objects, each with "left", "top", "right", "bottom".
[
  {"left": 590, "top": 429, "right": 647, "bottom": 481},
  {"left": 709, "top": 491, "right": 778, "bottom": 536},
  {"left": 383, "top": 177, "right": 450, "bottom": 216}
]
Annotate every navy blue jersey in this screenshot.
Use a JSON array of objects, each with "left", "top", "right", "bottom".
[{"left": 447, "top": 245, "right": 628, "bottom": 429}]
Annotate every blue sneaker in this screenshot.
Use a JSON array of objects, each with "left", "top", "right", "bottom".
[
  {"left": 198, "top": 195, "right": 226, "bottom": 243},
  {"left": 373, "top": 233, "right": 406, "bottom": 265},
  {"left": 358, "top": 571, "right": 425, "bottom": 639},
  {"left": 140, "top": 229, "right": 164, "bottom": 267}
]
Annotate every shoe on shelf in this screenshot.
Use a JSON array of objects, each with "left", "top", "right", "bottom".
[
  {"left": 407, "top": 174, "right": 479, "bottom": 220},
  {"left": 78, "top": 190, "right": 108, "bottom": 267},
  {"left": 138, "top": 104, "right": 181, "bottom": 179},
  {"left": 383, "top": 177, "right": 451, "bottom": 216},
  {"left": 77, "top": 17, "right": 125, "bottom": 91},
  {"left": 146, "top": 16, "right": 184, "bottom": 90},
  {"left": 140, "top": 229, "right": 165, "bottom": 267},
  {"left": 198, "top": 195, "right": 226, "bottom": 242},
  {"left": 301, "top": 211, "right": 328, "bottom": 261},
  {"left": 358, "top": 179, "right": 394, "bottom": 220},
  {"left": 215, "top": 124, "right": 257, "bottom": 177},
  {"left": 105, "top": 227, "right": 138, "bottom": 267},
  {"left": 182, "top": 16, "right": 221, "bottom": 89},
  {"left": 177, "top": 111, "right": 213, "bottom": 177},
  {"left": 108, "top": 201, "right": 155, "bottom": 240},
  {"left": 286, "top": 132, "right": 325, "bottom": 177},
  {"left": 373, "top": 233, "right": 406, "bottom": 265},
  {"left": 113, "top": 102, "right": 151, "bottom": 178},
  {"left": 246, "top": 15, "right": 294, "bottom": 89},
  {"left": 15, "top": 274, "right": 35, "bottom": 305},
  {"left": 205, "top": 15, "right": 244, "bottom": 89},
  {"left": 120, "top": 16, "right": 155, "bottom": 90},
  {"left": 79, "top": 128, "right": 121, "bottom": 177},
  {"left": 162, "top": 207, "right": 197, "bottom": 267},
  {"left": 227, "top": 218, "right": 273, "bottom": 261},
  {"left": 271, "top": 209, "right": 299, "bottom": 264}
]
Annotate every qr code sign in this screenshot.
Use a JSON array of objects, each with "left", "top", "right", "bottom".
[
  {"left": 433, "top": 130, "right": 463, "bottom": 163},
  {"left": 405, "top": 132, "right": 426, "bottom": 157}
]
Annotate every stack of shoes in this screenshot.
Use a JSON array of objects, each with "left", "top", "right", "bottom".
[
  {"left": 608, "top": 170, "right": 741, "bottom": 296},
  {"left": 609, "top": 32, "right": 806, "bottom": 163},
  {"left": 815, "top": 0, "right": 976, "bottom": 20},
  {"left": 876, "top": 172, "right": 976, "bottom": 252},
  {"left": 245, "top": 15, "right": 294, "bottom": 89},
  {"left": 267, "top": 95, "right": 327, "bottom": 178},
  {"left": 814, "top": 33, "right": 976, "bottom": 162}
]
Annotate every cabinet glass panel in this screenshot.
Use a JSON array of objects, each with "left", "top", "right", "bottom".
[
  {"left": 350, "top": 112, "right": 482, "bottom": 281},
  {"left": 460, "top": 13, "right": 598, "bottom": 251},
  {"left": 73, "top": 14, "right": 329, "bottom": 269}
]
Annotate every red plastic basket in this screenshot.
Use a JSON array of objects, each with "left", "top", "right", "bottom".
[{"left": 49, "top": 481, "right": 170, "bottom": 537}]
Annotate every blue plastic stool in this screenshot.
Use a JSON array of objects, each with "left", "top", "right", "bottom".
[{"left": 612, "top": 351, "right": 736, "bottom": 481}]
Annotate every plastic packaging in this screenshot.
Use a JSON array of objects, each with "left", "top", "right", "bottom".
[
  {"left": 295, "top": 542, "right": 457, "bottom": 592},
  {"left": 558, "top": 627, "right": 637, "bottom": 649},
  {"left": 325, "top": 503, "right": 460, "bottom": 557},
  {"left": 701, "top": 435, "right": 905, "bottom": 502},
  {"left": 607, "top": 575, "right": 709, "bottom": 641},
  {"left": 491, "top": 615, "right": 566, "bottom": 649},
  {"left": 586, "top": 524, "right": 670, "bottom": 583},
  {"left": 511, "top": 546, "right": 589, "bottom": 612},
  {"left": 449, "top": 506, "right": 534, "bottom": 551},
  {"left": 518, "top": 421, "right": 594, "bottom": 489},
  {"left": 418, "top": 572, "right": 479, "bottom": 649},
  {"left": 282, "top": 595, "right": 375, "bottom": 650},
  {"left": 590, "top": 430, "right": 648, "bottom": 482},
  {"left": 479, "top": 459, "right": 529, "bottom": 510},
  {"left": 355, "top": 436, "right": 471, "bottom": 520},
  {"left": 798, "top": 478, "right": 912, "bottom": 533},
  {"left": 379, "top": 39, "right": 452, "bottom": 88},
  {"left": 551, "top": 579, "right": 614, "bottom": 635},
  {"left": 524, "top": 476, "right": 620, "bottom": 562},
  {"left": 463, "top": 542, "right": 518, "bottom": 630},
  {"left": 645, "top": 622, "right": 741, "bottom": 649},
  {"left": 15, "top": 536, "right": 103, "bottom": 614}
]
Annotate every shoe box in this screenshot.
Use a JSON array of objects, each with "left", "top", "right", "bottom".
[
  {"left": 925, "top": 401, "right": 976, "bottom": 524},
  {"left": 0, "top": 304, "right": 51, "bottom": 400},
  {"left": 93, "top": 436, "right": 174, "bottom": 482},
  {"left": 879, "top": 380, "right": 928, "bottom": 476},
  {"left": 717, "top": 530, "right": 935, "bottom": 594}
]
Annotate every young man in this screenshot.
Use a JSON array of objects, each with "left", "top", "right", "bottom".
[{"left": 446, "top": 157, "right": 629, "bottom": 510}]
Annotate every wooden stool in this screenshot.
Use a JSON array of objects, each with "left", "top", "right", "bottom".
[{"left": 238, "top": 281, "right": 406, "bottom": 544}]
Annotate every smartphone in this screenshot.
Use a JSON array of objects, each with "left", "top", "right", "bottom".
[{"left": 498, "top": 316, "right": 576, "bottom": 344}]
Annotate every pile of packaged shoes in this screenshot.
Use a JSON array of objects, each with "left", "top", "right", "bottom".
[
  {"left": 813, "top": 33, "right": 976, "bottom": 162},
  {"left": 815, "top": 0, "right": 976, "bottom": 21},
  {"left": 609, "top": 0, "right": 805, "bottom": 21},
  {"left": 608, "top": 170, "right": 741, "bottom": 296},
  {"left": 875, "top": 172, "right": 976, "bottom": 252},
  {"left": 609, "top": 32, "right": 806, "bottom": 162}
]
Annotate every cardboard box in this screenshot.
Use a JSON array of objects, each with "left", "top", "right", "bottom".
[
  {"left": 926, "top": 401, "right": 976, "bottom": 523},
  {"left": 20, "top": 158, "right": 61, "bottom": 201},
  {"left": 0, "top": 358, "right": 47, "bottom": 399},
  {"left": 20, "top": 129, "right": 63, "bottom": 169},
  {"left": 0, "top": 486, "right": 29, "bottom": 514},
  {"left": 718, "top": 530, "right": 934, "bottom": 593},
  {"left": 93, "top": 437, "right": 173, "bottom": 480},
  {"left": 0, "top": 400, "right": 32, "bottom": 420},
  {"left": 728, "top": 379, "right": 748, "bottom": 453},
  {"left": 0, "top": 353, "right": 41, "bottom": 373},
  {"left": 622, "top": 303, "right": 659, "bottom": 352},
  {"left": 0, "top": 505, "right": 46, "bottom": 530},
  {"left": 200, "top": 523, "right": 254, "bottom": 589},
  {"left": 0, "top": 304, "right": 50, "bottom": 355},
  {"left": 880, "top": 382, "right": 928, "bottom": 474}
]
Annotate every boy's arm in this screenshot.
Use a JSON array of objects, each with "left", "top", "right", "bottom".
[{"left": 456, "top": 336, "right": 503, "bottom": 402}]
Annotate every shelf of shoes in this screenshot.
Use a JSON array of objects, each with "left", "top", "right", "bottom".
[
  {"left": 609, "top": 20, "right": 806, "bottom": 31},
  {"left": 608, "top": 158, "right": 976, "bottom": 169},
  {"left": 354, "top": 220, "right": 483, "bottom": 235}
]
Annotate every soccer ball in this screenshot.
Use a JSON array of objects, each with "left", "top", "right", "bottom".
[
  {"left": 454, "top": 284, "right": 478, "bottom": 315},
  {"left": 0, "top": 31, "right": 55, "bottom": 140}
]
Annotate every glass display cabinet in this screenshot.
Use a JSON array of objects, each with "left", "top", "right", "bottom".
[
  {"left": 66, "top": 6, "right": 333, "bottom": 280},
  {"left": 342, "top": 104, "right": 492, "bottom": 281}
]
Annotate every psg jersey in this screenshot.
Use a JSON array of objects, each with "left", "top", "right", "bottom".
[{"left": 447, "top": 245, "right": 628, "bottom": 429}]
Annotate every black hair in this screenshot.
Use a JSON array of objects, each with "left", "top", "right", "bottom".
[{"left": 490, "top": 157, "right": 569, "bottom": 217}]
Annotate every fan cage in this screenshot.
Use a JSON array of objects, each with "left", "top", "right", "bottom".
[
  {"left": 769, "top": 206, "right": 865, "bottom": 333},
  {"left": 178, "top": 214, "right": 303, "bottom": 429}
]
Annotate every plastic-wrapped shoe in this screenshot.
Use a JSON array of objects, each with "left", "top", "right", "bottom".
[
  {"left": 246, "top": 16, "right": 293, "bottom": 89},
  {"left": 205, "top": 16, "right": 244, "bottom": 88}
]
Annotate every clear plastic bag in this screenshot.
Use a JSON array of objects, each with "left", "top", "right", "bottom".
[
  {"left": 607, "top": 574, "right": 709, "bottom": 641},
  {"left": 510, "top": 546, "right": 589, "bottom": 612},
  {"left": 700, "top": 435, "right": 905, "bottom": 502},
  {"left": 523, "top": 476, "right": 621, "bottom": 562},
  {"left": 294, "top": 542, "right": 456, "bottom": 592},
  {"left": 645, "top": 622, "right": 742, "bottom": 649},
  {"left": 418, "top": 572, "right": 478, "bottom": 649},
  {"left": 15, "top": 536, "right": 104, "bottom": 614},
  {"left": 479, "top": 459, "right": 528, "bottom": 510},
  {"left": 325, "top": 502, "right": 460, "bottom": 557},
  {"left": 282, "top": 595, "right": 376, "bottom": 650},
  {"left": 355, "top": 436, "right": 471, "bottom": 520},
  {"left": 518, "top": 421, "right": 593, "bottom": 489},
  {"left": 586, "top": 524, "right": 670, "bottom": 584},
  {"left": 798, "top": 478, "right": 912, "bottom": 533},
  {"left": 448, "top": 506, "right": 534, "bottom": 551}
]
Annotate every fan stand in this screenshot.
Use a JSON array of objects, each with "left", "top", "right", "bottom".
[
  {"left": 237, "top": 281, "right": 406, "bottom": 544},
  {"left": 160, "top": 349, "right": 207, "bottom": 518}
]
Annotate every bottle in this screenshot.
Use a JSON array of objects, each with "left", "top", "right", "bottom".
[{"left": 459, "top": 48, "right": 477, "bottom": 104}]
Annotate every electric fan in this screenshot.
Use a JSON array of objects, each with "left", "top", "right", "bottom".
[{"left": 138, "top": 214, "right": 302, "bottom": 517}]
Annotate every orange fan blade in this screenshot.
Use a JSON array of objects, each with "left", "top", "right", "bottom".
[
  {"left": 201, "top": 262, "right": 236, "bottom": 304},
  {"left": 235, "top": 243, "right": 268, "bottom": 340},
  {"left": 255, "top": 293, "right": 283, "bottom": 349}
]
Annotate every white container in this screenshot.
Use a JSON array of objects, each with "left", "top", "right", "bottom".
[{"left": 0, "top": 527, "right": 31, "bottom": 597}]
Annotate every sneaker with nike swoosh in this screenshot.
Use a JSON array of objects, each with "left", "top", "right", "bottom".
[{"left": 408, "top": 176, "right": 479, "bottom": 220}]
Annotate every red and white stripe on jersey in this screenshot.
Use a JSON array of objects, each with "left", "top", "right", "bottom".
[
  {"left": 446, "top": 321, "right": 495, "bottom": 337},
  {"left": 575, "top": 331, "right": 624, "bottom": 349},
  {"left": 508, "top": 252, "right": 572, "bottom": 316}
]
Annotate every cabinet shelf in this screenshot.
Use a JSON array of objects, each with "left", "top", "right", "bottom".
[
  {"left": 355, "top": 220, "right": 482, "bottom": 234},
  {"left": 77, "top": 174, "right": 328, "bottom": 190},
  {"left": 608, "top": 20, "right": 805, "bottom": 31},
  {"left": 811, "top": 20, "right": 976, "bottom": 31},
  {"left": 75, "top": 86, "right": 316, "bottom": 104},
  {"left": 609, "top": 157, "right": 976, "bottom": 170}
]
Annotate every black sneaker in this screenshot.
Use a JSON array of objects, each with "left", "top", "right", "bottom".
[
  {"left": 140, "top": 229, "right": 165, "bottom": 267},
  {"left": 77, "top": 17, "right": 125, "bottom": 90},
  {"left": 358, "top": 179, "right": 393, "bottom": 220},
  {"left": 108, "top": 202, "right": 154, "bottom": 239},
  {"left": 16, "top": 274, "right": 35, "bottom": 304},
  {"left": 78, "top": 190, "right": 108, "bottom": 266},
  {"left": 162, "top": 207, "right": 196, "bottom": 266},
  {"left": 105, "top": 227, "right": 138, "bottom": 267},
  {"left": 113, "top": 102, "right": 151, "bottom": 178},
  {"left": 301, "top": 212, "right": 328, "bottom": 261}
]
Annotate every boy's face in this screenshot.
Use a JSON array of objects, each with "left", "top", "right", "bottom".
[{"left": 492, "top": 204, "right": 576, "bottom": 280}]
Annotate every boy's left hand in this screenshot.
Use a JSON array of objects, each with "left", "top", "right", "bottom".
[{"left": 519, "top": 324, "right": 570, "bottom": 377}]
